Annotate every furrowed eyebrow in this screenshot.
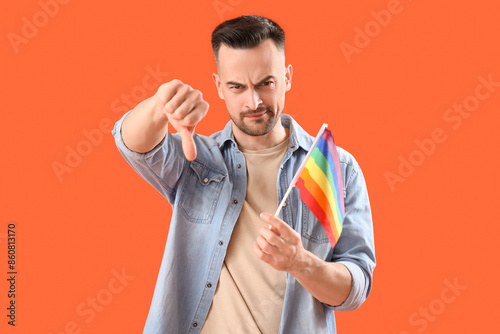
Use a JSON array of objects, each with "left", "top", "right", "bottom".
[
  {"left": 226, "top": 81, "right": 243, "bottom": 86},
  {"left": 225, "top": 75, "right": 276, "bottom": 87},
  {"left": 257, "top": 75, "right": 275, "bottom": 85}
]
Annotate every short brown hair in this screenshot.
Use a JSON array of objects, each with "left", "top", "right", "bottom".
[{"left": 211, "top": 15, "right": 285, "bottom": 64}]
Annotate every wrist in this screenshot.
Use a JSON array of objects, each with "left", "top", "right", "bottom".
[{"left": 288, "top": 249, "right": 320, "bottom": 280}]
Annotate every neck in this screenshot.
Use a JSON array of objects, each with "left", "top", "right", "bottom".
[{"left": 233, "top": 121, "right": 289, "bottom": 150}]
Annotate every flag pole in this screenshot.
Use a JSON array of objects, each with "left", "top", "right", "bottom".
[{"left": 274, "top": 123, "right": 329, "bottom": 218}]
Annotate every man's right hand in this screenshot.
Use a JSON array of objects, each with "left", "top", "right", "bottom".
[
  {"left": 122, "top": 79, "right": 209, "bottom": 160},
  {"left": 153, "top": 80, "right": 209, "bottom": 161}
]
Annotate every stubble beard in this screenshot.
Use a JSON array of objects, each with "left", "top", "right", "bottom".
[{"left": 231, "top": 105, "right": 280, "bottom": 137}]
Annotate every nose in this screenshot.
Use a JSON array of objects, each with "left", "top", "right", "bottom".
[{"left": 244, "top": 88, "right": 263, "bottom": 110}]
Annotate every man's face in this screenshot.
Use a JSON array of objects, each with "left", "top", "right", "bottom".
[{"left": 213, "top": 39, "right": 292, "bottom": 137}]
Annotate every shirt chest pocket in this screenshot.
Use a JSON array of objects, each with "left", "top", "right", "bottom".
[
  {"left": 301, "top": 202, "right": 331, "bottom": 244},
  {"left": 301, "top": 187, "right": 347, "bottom": 244},
  {"left": 179, "top": 161, "right": 226, "bottom": 224}
]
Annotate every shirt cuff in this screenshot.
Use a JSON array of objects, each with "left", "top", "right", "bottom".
[{"left": 327, "top": 261, "right": 367, "bottom": 311}]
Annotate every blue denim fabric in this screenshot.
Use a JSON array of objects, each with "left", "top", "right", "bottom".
[{"left": 112, "top": 113, "right": 376, "bottom": 334}]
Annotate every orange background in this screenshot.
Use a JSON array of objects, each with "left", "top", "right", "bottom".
[{"left": 2, "top": 0, "right": 499, "bottom": 333}]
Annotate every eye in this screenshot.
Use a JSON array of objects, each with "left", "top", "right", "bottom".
[
  {"left": 230, "top": 85, "right": 242, "bottom": 90},
  {"left": 262, "top": 81, "right": 273, "bottom": 86}
]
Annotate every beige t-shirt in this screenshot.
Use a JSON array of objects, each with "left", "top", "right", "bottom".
[{"left": 201, "top": 138, "right": 289, "bottom": 334}]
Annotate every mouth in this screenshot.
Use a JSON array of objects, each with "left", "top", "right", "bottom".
[
  {"left": 242, "top": 106, "right": 271, "bottom": 120},
  {"left": 244, "top": 111, "right": 267, "bottom": 119}
]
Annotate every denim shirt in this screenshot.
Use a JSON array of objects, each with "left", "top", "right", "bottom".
[{"left": 112, "top": 113, "right": 376, "bottom": 334}]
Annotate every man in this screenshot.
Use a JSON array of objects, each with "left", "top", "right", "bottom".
[{"left": 112, "top": 15, "right": 375, "bottom": 334}]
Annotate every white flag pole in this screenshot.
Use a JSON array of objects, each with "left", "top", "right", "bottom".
[{"left": 274, "top": 123, "right": 329, "bottom": 218}]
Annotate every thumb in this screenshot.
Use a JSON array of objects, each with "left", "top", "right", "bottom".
[{"left": 179, "top": 127, "right": 197, "bottom": 161}]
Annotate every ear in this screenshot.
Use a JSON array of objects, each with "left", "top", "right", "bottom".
[
  {"left": 285, "top": 64, "right": 293, "bottom": 92},
  {"left": 212, "top": 73, "right": 224, "bottom": 100}
]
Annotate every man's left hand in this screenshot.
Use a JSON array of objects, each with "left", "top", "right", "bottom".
[{"left": 253, "top": 212, "right": 309, "bottom": 274}]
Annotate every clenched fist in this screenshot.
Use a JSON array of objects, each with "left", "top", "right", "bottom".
[
  {"left": 153, "top": 80, "right": 209, "bottom": 160},
  {"left": 122, "top": 79, "right": 209, "bottom": 160}
]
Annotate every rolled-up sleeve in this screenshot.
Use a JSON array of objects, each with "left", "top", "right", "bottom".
[
  {"left": 328, "top": 159, "right": 376, "bottom": 311},
  {"left": 112, "top": 111, "right": 186, "bottom": 204}
]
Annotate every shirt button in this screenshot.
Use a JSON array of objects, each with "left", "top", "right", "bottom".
[
  {"left": 291, "top": 145, "right": 296, "bottom": 149},
  {"left": 207, "top": 283, "right": 212, "bottom": 288},
  {"left": 233, "top": 199, "right": 238, "bottom": 204},
  {"left": 219, "top": 241, "right": 223, "bottom": 246},
  {"left": 193, "top": 322, "right": 198, "bottom": 327},
  {"left": 283, "top": 202, "right": 287, "bottom": 207},
  {"left": 280, "top": 165, "right": 284, "bottom": 169},
  {"left": 203, "top": 177, "right": 209, "bottom": 183},
  {"left": 237, "top": 163, "right": 242, "bottom": 169}
]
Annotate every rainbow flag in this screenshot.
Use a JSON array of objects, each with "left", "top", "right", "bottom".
[{"left": 295, "top": 127, "right": 345, "bottom": 248}]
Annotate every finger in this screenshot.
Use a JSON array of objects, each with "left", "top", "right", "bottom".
[
  {"left": 174, "top": 90, "right": 205, "bottom": 119},
  {"left": 179, "top": 127, "right": 197, "bottom": 161},
  {"left": 256, "top": 235, "right": 277, "bottom": 255},
  {"left": 253, "top": 241, "right": 275, "bottom": 265},
  {"left": 167, "top": 91, "right": 199, "bottom": 121},
  {"left": 168, "top": 100, "right": 195, "bottom": 121},
  {"left": 156, "top": 79, "right": 183, "bottom": 108},
  {"left": 260, "top": 212, "right": 289, "bottom": 237},
  {"left": 175, "top": 100, "right": 209, "bottom": 126},
  {"left": 164, "top": 85, "right": 190, "bottom": 115},
  {"left": 268, "top": 224, "right": 280, "bottom": 235},
  {"left": 259, "top": 226, "right": 286, "bottom": 249}
]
